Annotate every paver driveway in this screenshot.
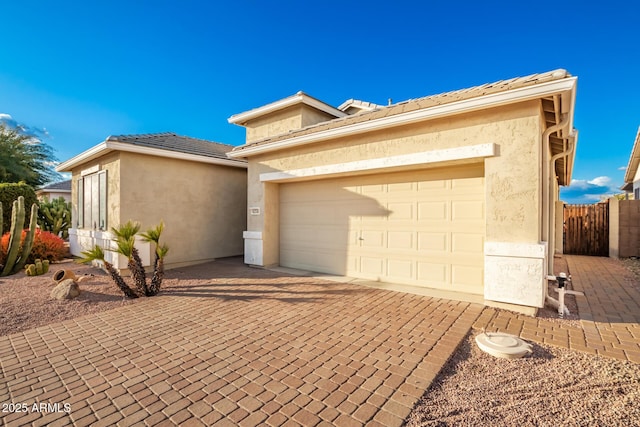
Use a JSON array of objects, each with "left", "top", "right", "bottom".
[{"left": 1, "top": 258, "right": 483, "bottom": 426}]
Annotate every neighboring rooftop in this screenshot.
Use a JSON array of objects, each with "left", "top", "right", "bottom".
[
  {"left": 337, "top": 99, "right": 384, "bottom": 114},
  {"left": 622, "top": 126, "right": 640, "bottom": 191},
  {"left": 38, "top": 179, "right": 71, "bottom": 192}
]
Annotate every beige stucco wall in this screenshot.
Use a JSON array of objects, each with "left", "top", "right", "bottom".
[
  {"left": 244, "top": 105, "right": 337, "bottom": 144},
  {"left": 118, "top": 152, "right": 247, "bottom": 269},
  {"left": 69, "top": 151, "right": 121, "bottom": 231},
  {"left": 617, "top": 199, "right": 640, "bottom": 258},
  {"left": 246, "top": 101, "right": 543, "bottom": 246}
]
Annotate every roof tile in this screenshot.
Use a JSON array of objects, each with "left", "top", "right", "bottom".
[
  {"left": 232, "top": 69, "right": 570, "bottom": 154},
  {"left": 106, "top": 132, "right": 243, "bottom": 163}
]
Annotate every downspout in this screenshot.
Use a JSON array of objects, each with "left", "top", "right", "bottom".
[
  {"left": 542, "top": 113, "right": 572, "bottom": 307},
  {"left": 542, "top": 114, "right": 570, "bottom": 248},
  {"left": 548, "top": 133, "right": 575, "bottom": 271}
]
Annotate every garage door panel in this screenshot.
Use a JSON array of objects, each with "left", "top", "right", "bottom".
[
  {"left": 281, "top": 226, "right": 346, "bottom": 250},
  {"left": 360, "top": 230, "right": 384, "bottom": 248},
  {"left": 418, "top": 202, "right": 448, "bottom": 220},
  {"left": 452, "top": 201, "right": 485, "bottom": 221},
  {"left": 452, "top": 265, "right": 484, "bottom": 293},
  {"left": 361, "top": 257, "right": 384, "bottom": 276},
  {"left": 418, "top": 232, "right": 449, "bottom": 252},
  {"left": 387, "top": 259, "right": 413, "bottom": 279},
  {"left": 280, "top": 164, "right": 485, "bottom": 295},
  {"left": 388, "top": 231, "right": 413, "bottom": 249},
  {"left": 452, "top": 233, "right": 484, "bottom": 253},
  {"left": 417, "top": 262, "right": 449, "bottom": 285},
  {"left": 388, "top": 202, "right": 414, "bottom": 220},
  {"left": 418, "top": 180, "right": 448, "bottom": 190},
  {"left": 280, "top": 249, "right": 347, "bottom": 274}
]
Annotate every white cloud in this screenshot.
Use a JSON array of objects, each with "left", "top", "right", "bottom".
[
  {"left": 618, "top": 166, "right": 628, "bottom": 171},
  {"left": 561, "top": 175, "right": 622, "bottom": 204},
  {"left": 587, "top": 176, "right": 612, "bottom": 187},
  {"left": 0, "top": 113, "right": 48, "bottom": 139}
]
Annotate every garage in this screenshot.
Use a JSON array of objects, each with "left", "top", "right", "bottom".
[{"left": 279, "top": 163, "right": 486, "bottom": 295}]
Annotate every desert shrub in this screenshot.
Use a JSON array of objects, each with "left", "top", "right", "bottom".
[
  {"left": 0, "top": 182, "right": 37, "bottom": 232},
  {"left": 1, "top": 229, "right": 66, "bottom": 264}
]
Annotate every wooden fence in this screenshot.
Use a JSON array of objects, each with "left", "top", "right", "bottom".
[{"left": 563, "top": 202, "right": 609, "bottom": 256}]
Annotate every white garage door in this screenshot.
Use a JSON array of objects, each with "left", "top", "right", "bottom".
[{"left": 279, "top": 163, "right": 485, "bottom": 295}]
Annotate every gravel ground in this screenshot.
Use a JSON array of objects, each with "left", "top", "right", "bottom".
[
  {"left": 407, "top": 256, "right": 640, "bottom": 426},
  {"left": 1, "top": 256, "right": 639, "bottom": 426},
  {"left": 406, "top": 332, "right": 640, "bottom": 426}
]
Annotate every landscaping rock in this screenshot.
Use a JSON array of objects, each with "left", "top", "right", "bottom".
[{"left": 50, "top": 279, "right": 81, "bottom": 300}]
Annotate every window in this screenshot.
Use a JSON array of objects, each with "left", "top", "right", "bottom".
[
  {"left": 635, "top": 187, "right": 640, "bottom": 201},
  {"left": 77, "top": 170, "right": 107, "bottom": 230}
]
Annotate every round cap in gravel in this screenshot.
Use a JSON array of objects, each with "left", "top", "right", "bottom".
[{"left": 475, "top": 332, "right": 533, "bottom": 359}]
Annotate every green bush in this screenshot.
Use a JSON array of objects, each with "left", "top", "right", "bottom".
[{"left": 0, "top": 182, "right": 37, "bottom": 232}]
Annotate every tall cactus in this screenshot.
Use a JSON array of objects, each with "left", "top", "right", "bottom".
[
  {"left": 12, "top": 203, "right": 39, "bottom": 274},
  {"left": 1, "top": 196, "right": 39, "bottom": 277},
  {"left": 38, "top": 197, "right": 71, "bottom": 239}
]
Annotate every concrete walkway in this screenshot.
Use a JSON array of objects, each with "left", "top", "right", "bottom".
[
  {"left": 475, "top": 255, "right": 640, "bottom": 363},
  {"left": 0, "top": 259, "right": 482, "bottom": 426}
]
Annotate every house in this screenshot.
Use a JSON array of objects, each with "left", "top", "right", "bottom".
[
  {"left": 56, "top": 132, "right": 247, "bottom": 271},
  {"left": 612, "top": 127, "right": 640, "bottom": 258},
  {"left": 36, "top": 179, "right": 72, "bottom": 203},
  {"left": 621, "top": 126, "right": 640, "bottom": 199},
  {"left": 228, "top": 70, "right": 578, "bottom": 314}
]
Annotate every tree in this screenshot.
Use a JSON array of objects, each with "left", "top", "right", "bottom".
[{"left": 0, "top": 123, "right": 60, "bottom": 187}]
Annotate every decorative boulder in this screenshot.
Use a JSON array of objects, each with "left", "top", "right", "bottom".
[{"left": 50, "top": 279, "right": 81, "bottom": 300}]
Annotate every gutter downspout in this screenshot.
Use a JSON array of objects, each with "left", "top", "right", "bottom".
[
  {"left": 542, "top": 114, "right": 571, "bottom": 306},
  {"left": 549, "top": 133, "right": 575, "bottom": 270}
]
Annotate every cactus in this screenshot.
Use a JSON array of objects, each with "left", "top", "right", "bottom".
[
  {"left": 24, "top": 259, "right": 50, "bottom": 276},
  {"left": 1, "top": 196, "right": 39, "bottom": 277},
  {"left": 38, "top": 197, "right": 71, "bottom": 239}
]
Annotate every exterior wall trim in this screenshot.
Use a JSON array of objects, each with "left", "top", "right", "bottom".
[
  {"left": 229, "top": 78, "right": 576, "bottom": 158},
  {"left": 259, "top": 143, "right": 496, "bottom": 182}
]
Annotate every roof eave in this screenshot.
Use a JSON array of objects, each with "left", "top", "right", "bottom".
[
  {"left": 228, "top": 92, "right": 347, "bottom": 125},
  {"left": 56, "top": 140, "right": 247, "bottom": 172},
  {"left": 623, "top": 126, "right": 640, "bottom": 183},
  {"left": 229, "top": 77, "right": 578, "bottom": 159}
]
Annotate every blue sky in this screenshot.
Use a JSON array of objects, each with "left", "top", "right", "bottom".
[{"left": 1, "top": 0, "right": 638, "bottom": 203}]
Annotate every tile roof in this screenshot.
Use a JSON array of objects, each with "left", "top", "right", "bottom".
[
  {"left": 106, "top": 132, "right": 241, "bottom": 162},
  {"left": 38, "top": 179, "right": 71, "bottom": 192},
  {"left": 232, "top": 69, "right": 571, "bottom": 153}
]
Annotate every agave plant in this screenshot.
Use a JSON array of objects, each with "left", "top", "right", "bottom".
[{"left": 78, "top": 246, "right": 138, "bottom": 299}]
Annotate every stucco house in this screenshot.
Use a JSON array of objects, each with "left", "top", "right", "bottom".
[
  {"left": 56, "top": 132, "right": 247, "bottom": 271},
  {"left": 228, "top": 69, "right": 578, "bottom": 314},
  {"left": 36, "top": 179, "right": 72, "bottom": 203},
  {"left": 622, "top": 126, "right": 640, "bottom": 199}
]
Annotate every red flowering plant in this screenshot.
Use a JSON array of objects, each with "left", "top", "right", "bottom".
[{"left": 1, "top": 229, "right": 66, "bottom": 265}]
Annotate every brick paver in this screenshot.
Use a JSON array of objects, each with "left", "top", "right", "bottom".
[
  {"left": 0, "top": 258, "right": 482, "bottom": 426},
  {"left": 474, "top": 255, "right": 640, "bottom": 363}
]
